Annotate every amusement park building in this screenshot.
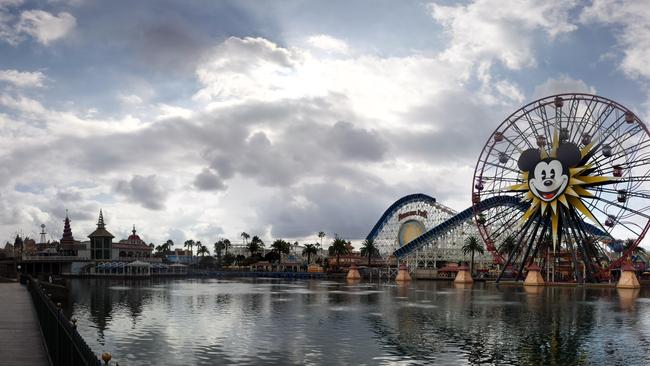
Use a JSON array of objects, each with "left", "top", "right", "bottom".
[{"left": 2, "top": 210, "right": 163, "bottom": 277}]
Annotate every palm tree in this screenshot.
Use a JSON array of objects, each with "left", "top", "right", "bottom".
[
  {"left": 462, "top": 236, "right": 485, "bottom": 276},
  {"left": 328, "top": 236, "right": 351, "bottom": 270},
  {"left": 164, "top": 239, "right": 174, "bottom": 253},
  {"left": 223, "top": 239, "right": 231, "bottom": 256},
  {"left": 302, "top": 244, "right": 318, "bottom": 265},
  {"left": 318, "top": 231, "right": 326, "bottom": 248},
  {"left": 197, "top": 245, "right": 209, "bottom": 257},
  {"left": 214, "top": 240, "right": 225, "bottom": 261},
  {"left": 184, "top": 239, "right": 195, "bottom": 257},
  {"left": 360, "top": 238, "right": 380, "bottom": 266},
  {"left": 271, "top": 239, "right": 291, "bottom": 261},
  {"left": 241, "top": 232, "right": 250, "bottom": 246},
  {"left": 247, "top": 235, "right": 264, "bottom": 257},
  {"left": 498, "top": 235, "right": 517, "bottom": 257}
]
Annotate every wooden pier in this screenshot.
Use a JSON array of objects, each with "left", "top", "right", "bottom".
[{"left": 0, "top": 282, "right": 49, "bottom": 366}]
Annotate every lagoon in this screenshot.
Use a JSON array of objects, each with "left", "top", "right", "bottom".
[{"left": 66, "top": 278, "right": 650, "bottom": 365}]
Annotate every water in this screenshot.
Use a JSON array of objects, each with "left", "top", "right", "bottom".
[{"left": 65, "top": 278, "right": 650, "bottom": 365}]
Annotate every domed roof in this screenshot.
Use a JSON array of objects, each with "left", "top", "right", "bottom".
[{"left": 128, "top": 225, "right": 142, "bottom": 242}]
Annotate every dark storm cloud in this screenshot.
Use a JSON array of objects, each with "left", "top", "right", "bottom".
[
  {"left": 72, "top": 0, "right": 281, "bottom": 74},
  {"left": 132, "top": 22, "right": 206, "bottom": 73},
  {"left": 115, "top": 174, "right": 167, "bottom": 210},
  {"left": 56, "top": 188, "right": 82, "bottom": 202},
  {"left": 203, "top": 118, "right": 387, "bottom": 187},
  {"left": 327, "top": 121, "right": 386, "bottom": 161},
  {"left": 193, "top": 168, "right": 227, "bottom": 191}
]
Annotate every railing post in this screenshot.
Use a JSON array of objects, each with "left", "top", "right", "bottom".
[{"left": 56, "top": 302, "right": 62, "bottom": 366}]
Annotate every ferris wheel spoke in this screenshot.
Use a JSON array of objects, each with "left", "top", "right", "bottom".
[
  {"left": 588, "top": 195, "right": 650, "bottom": 220},
  {"left": 496, "top": 211, "right": 538, "bottom": 283},
  {"left": 575, "top": 96, "right": 601, "bottom": 137},
  {"left": 589, "top": 201, "right": 644, "bottom": 238},
  {"left": 580, "top": 113, "right": 627, "bottom": 165},
  {"left": 589, "top": 186, "right": 650, "bottom": 200},
  {"left": 586, "top": 129, "right": 649, "bottom": 171},
  {"left": 614, "top": 157, "right": 650, "bottom": 171},
  {"left": 569, "top": 208, "right": 607, "bottom": 261},
  {"left": 515, "top": 212, "right": 546, "bottom": 281},
  {"left": 508, "top": 123, "right": 535, "bottom": 150},
  {"left": 486, "top": 211, "right": 522, "bottom": 241},
  {"left": 564, "top": 210, "right": 598, "bottom": 281},
  {"left": 481, "top": 160, "right": 521, "bottom": 174},
  {"left": 522, "top": 109, "right": 543, "bottom": 140}
]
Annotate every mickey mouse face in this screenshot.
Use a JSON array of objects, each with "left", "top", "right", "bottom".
[
  {"left": 517, "top": 143, "right": 582, "bottom": 202},
  {"left": 529, "top": 159, "right": 568, "bottom": 201}
]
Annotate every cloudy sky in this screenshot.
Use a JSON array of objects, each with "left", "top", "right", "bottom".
[{"left": 1, "top": 0, "right": 650, "bottom": 248}]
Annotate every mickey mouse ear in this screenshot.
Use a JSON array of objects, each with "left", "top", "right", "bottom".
[
  {"left": 518, "top": 149, "right": 541, "bottom": 172},
  {"left": 557, "top": 143, "right": 581, "bottom": 167}
]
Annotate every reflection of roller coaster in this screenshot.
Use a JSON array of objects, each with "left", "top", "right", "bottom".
[{"left": 367, "top": 194, "right": 610, "bottom": 269}]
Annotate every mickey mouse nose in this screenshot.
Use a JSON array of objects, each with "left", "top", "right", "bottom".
[{"left": 544, "top": 180, "right": 553, "bottom": 186}]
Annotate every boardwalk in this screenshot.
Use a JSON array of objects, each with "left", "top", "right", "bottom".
[{"left": 0, "top": 282, "right": 49, "bottom": 366}]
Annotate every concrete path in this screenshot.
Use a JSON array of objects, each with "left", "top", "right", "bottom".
[{"left": 0, "top": 282, "right": 50, "bottom": 366}]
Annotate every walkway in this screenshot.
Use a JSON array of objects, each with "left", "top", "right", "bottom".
[{"left": 0, "top": 282, "right": 49, "bottom": 366}]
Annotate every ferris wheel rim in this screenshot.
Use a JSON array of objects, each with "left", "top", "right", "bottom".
[{"left": 471, "top": 93, "right": 650, "bottom": 271}]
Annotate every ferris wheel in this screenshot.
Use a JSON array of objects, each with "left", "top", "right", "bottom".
[{"left": 472, "top": 93, "right": 650, "bottom": 283}]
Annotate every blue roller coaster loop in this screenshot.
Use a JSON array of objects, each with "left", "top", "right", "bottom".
[
  {"left": 389, "top": 195, "right": 608, "bottom": 260},
  {"left": 366, "top": 193, "right": 440, "bottom": 242}
]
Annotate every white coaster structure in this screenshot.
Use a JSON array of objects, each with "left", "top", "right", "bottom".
[{"left": 366, "top": 194, "right": 493, "bottom": 270}]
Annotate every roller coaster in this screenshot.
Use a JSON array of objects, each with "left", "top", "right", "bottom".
[
  {"left": 367, "top": 194, "right": 610, "bottom": 271},
  {"left": 367, "top": 94, "right": 650, "bottom": 282}
]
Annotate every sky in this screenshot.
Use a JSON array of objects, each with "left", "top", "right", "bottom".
[{"left": 1, "top": 0, "right": 650, "bottom": 249}]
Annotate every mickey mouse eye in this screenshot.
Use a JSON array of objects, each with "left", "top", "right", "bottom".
[
  {"left": 541, "top": 170, "right": 547, "bottom": 179},
  {"left": 550, "top": 169, "right": 555, "bottom": 179}
]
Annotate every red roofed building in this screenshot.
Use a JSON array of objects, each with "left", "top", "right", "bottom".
[{"left": 112, "top": 225, "right": 153, "bottom": 260}]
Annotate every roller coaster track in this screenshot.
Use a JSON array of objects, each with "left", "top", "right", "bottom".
[
  {"left": 392, "top": 195, "right": 609, "bottom": 261},
  {"left": 366, "top": 193, "right": 456, "bottom": 242}
]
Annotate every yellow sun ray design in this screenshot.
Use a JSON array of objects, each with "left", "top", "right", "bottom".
[{"left": 503, "top": 131, "right": 619, "bottom": 251}]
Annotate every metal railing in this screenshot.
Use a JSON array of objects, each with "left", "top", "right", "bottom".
[
  {"left": 24, "top": 274, "right": 103, "bottom": 366},
  {"left": 22, "top": 255, "right": 91, "bottom": 261}
]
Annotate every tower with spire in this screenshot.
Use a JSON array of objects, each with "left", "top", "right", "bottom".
[
  {"left": 88, "top": 209, "right": 114, "bottom": 260},
  {"left": 59, "top": 211, "right": 77, "bottom": 255}
]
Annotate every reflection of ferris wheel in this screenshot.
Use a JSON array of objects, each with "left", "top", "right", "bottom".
[{"left": 472, "top": 93, "right": 650, "bottom": 283}]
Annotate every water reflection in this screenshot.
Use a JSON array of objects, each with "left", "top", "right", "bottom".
[{"left": 66, "top": 278, "right": 650, "bottom": 365}]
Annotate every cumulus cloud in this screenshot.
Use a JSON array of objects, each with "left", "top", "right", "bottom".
[
  {"left": 0, "top": 93, "right": 46, "bottom": 114},
  {"left": 0, "top": 69, "right": 45, "bottom": 88},
  {"left": 581, "top": 0, "right": 650, "bottom": 80},
  {"left": 115, "top": 175, "right": 168, "bottom": 210},
  {"left": 117, "top": 93, "right": 143, "bottom": 105},
  {"left": 306, "top": 34, "right": 349, "bottom": 54},
  {"left": 0, "top": 1, "right": 22, "bottom": 45},
  {"left": 533, "top": 75, "right": 596, "bottom": 99},
  {"left": 16, "top": 10, "right": 76, "bottom": 45},
  {"left": 429, "top": 0, "right": 579, "bottom": 70},
  {"left": 194, "top": 36, "right": 302, "bottom": 102},
  {"left": 193, "top": 36, "right": 467, "bottom": 126},
  {"left": 0, "top": 33, "right": 527, "bottom": 243},
  {"left": 0, "top": 0, "right": 24, "bottom": 7}
]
